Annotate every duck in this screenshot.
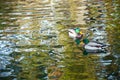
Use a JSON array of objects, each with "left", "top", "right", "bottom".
[
  {"left": 68, "top": 28, "right": 83, "bottom": 45},
  {"left": 82, "top": 38, "right": 108, "bottom": 55},
  {"left": 68, "top": 28, "right": 78, "bottom": 40}
]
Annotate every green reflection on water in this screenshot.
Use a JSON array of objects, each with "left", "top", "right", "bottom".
[
  {"left": 104, "top": 0, "right": 120, "bottom": 79},
  {"left": 0, "top": 0, "right": 108, "bottom": 80}
]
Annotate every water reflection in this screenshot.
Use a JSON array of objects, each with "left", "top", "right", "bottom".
[
  {"left": 84, "top": 0, "right": 120, "bottom": 80},
  {"left": 0, "top": 0, "right": 120, "bottom": 80},
  {"left": 0, "top": 0, "right": 95, "bottom": 80},
  {"left": 0, "top": 0, "right": 77, "bottom": 79}
]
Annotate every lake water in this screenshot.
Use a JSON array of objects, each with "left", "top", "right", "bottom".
[{"left": 0, "top": 0, "right": 120, "bottom": 80}]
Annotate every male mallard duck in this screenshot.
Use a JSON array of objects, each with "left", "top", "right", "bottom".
[
  {"left": 83, "top": 38, "right": 108, "bottom": 47},
  {"left": 68, "top": 29, "right": 78, "bottom": 40},
  {"left": 68, "top": 28, "right": 83, "bottom": 45},
  {"left": 82, "top": 38, "right": 108, "bottom": 55}
]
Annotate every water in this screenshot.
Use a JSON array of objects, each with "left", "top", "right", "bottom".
[
  {"left": 0, "top": 0, "right": 87, "bottom": 80},
  {"left": 85, "top": 0, "right": 120, "bottom": 80},
  {"left": 0, "top": 0, "right": 120, "bottom": 80}
]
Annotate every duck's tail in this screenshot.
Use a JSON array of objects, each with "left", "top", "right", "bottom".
[
  {"left": 101, "top": 43, "right": 110, "bottom": 47},
  {"left": 92, "top": 41, "right": 110, "bottom": 47},
  {"left": 101, "top": 47, "right": 108, "bottom": 53}
]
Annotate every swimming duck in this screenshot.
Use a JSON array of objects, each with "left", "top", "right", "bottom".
[
  {"left": 68, "top": 29, "right": 78, "bottom": 40},
  {"left": 82, "top": 38, "right": 108, "bottom": 55},
  {"left": 68, "top": 28, "right": 83, "bottom": 45}
]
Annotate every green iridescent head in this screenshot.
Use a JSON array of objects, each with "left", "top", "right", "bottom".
[
  {"left": 83, "top": 38, "right": 89, "bottom": 44},
  {"left": 75, "top": 28, "right": 80, "bottom": 33}
]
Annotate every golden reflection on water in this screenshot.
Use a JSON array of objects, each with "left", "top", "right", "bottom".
[
  {"left": 0, "top": 0, "right": 89, "bottom": 80},
  {"left": 1, "top": 0, "right": 120, "bottom": 80},
  {"left": 0, "top": 0, "right": 100, "bottom": 80}
]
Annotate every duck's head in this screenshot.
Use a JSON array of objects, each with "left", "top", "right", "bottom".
[
  {"left": 83, "top": 38, "right": 89, "bottom": 44},
  {"left": 74, "top": 28, "right": 80, "bottom": 33}
]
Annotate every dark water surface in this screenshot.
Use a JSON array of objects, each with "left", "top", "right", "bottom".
[{"left": 0, "top": 0, "right": 120, "bottom": 80}]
